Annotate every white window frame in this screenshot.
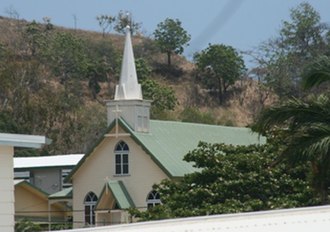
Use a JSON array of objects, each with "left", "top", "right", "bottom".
[
  {"left": 84, "top": 192, "right": 98, "bottom": 226},
  {"left": 146, "top": 190, "right": 161, "bottom": 208},
  {"left": 114, "top": 141, "right": 129, "bottom": 175}
]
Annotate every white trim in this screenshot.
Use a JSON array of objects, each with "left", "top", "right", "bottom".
[
  {"left": 0, "top": 133, "right": 48, "bottom": 148},
  {"left": 104, "top": 134, "right": 131, "bottom": 137}
]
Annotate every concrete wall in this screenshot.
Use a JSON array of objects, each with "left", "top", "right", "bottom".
[
  {"left": 0, "top": 145, "right": 14, "bottom": 232},
  {"left": 72, "top": 127, "right": 167, "bottom": 228}
]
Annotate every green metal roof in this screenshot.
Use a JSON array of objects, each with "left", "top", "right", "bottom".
[
  {"left": 68, "top": 119, "right": 265, "bottom": 181},
  {"left": 97, "top": 180, "right": 135, "bottom": 209},
  {"left": 127, "top": 120, "right": 266, "bottom": 177},
  {"left": 48, "top": 187, "right": 72, "bottom": 199}
]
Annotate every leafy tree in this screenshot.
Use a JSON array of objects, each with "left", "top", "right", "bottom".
[
  {"left": 255, "top": 2, "right": 328, "bottom": 99},
  {"left": 96, "top": 14, "right": 116, "bottom": 37},
  {"left": 180, "top": 107, "right": 216, "bottom": 125},
  {"left": 279, "top": 2, "right": 326, "bottom": 56},
  {"left": 131, "top": 142, "right": 316, "bottom": 220},
  {"left": 154, "top": 18, "right": 191, "bottom": 66},
  {"left": 194, "top": 44, "right": 245, "bottom": 104},
  {"left": 114, "top": 11, "right": 141, "bottom": 35},
  {"left": 135, "top": 59, "right": 177, "bottom": 118},
  {"left": 135, "top": 58, "right": 151, "bottom": 81},
  {"left": 86, "top": 39, "right": 121, "bottom": 86},
  {"left": 42, "top": 32, "right": 90, "bottom": 83},
  {"left": 42, "top": 16, "right": 54, "bottom": 31},
  {"left": 24, "top": 20, "right": 43, "bottom": 56},
  {"left": 15, "top": 218, "right": 42, "bottom": 232},
  {"left": 141, "top": 79, "right": 177, "bottom": 118},
  {"left": 254, "top": 95, "right": 330, "bottom": 203},
  {"left": 254, "top": 61, "right": 330, "bottom": 203},
  {"left": 0, "top": 111, "right": 18, "bottom": 133},
  {"left": 24, "top": 20, "right": 53, "bottom": 57},
  {"left": 22, "top": 18, "right": 54, "bottom": 58},
  {"left": 87, "top": 64, "right": 101, "bottom": 99}
]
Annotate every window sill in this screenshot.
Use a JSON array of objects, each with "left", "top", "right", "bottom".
[{"left": 113, "top": 174, "right": 131, "bottom": 177}]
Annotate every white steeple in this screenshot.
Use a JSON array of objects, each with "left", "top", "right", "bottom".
[
  {"left": 115, "top": 26, "right": 142, "bottom": 100},
  {"left": 106, "top": 25, "right": 151, "bottom": 133}
]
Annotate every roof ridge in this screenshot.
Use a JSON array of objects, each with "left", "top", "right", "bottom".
[{"left": 149, "top": 119, "right": 250, "bottom": 129}]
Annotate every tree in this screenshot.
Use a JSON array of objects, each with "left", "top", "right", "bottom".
[
  {"left": 254, "top": 95, "right": 330, "bottom": 203},
  {"left": 41, "top": 32, "right": 90, "bottom": 83},
  {"left": 253, "top": 61, "right": 330, "bottom": 203},
  {"left": 15, "top": 219, "right": 42, "bottom": 232},
  {"left": 279, "top": 2, "right": 326, "bottom": 56},
  {"left": 135, "top": 58, "right": 151, "bottom": 81},
  {"left": 154, "top": 18, "right": 191, "bottom": 66},
  {"left": 254, "top": 2, "right": 328, "bottom": 99},
  {"left": 96, "top": 14, "right": 116, "bottom": 37},
  {"left": 141, "top": 79, "right": 177, "bottom": 118},
  {"left": 302, "top": 55, "right": 330, "bottom": 89},
  {"left": 130, "top": 142, "right": 315, "bottom": 220},
  {"left": 114, "top": 11, "right": 141, "bottom": 35},
  {"left": 180, "top": 107, "right": 216, "bottom": 125},
  {"left": 194, "top": 44, "right": 245, "bottom": 104}
]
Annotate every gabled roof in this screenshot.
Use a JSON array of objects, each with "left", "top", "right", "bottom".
[
  {"left": 131, "top": 120, "right": 265, "bottom": 177},
  {"left": 96, "top": 180, "right": 135, "bottom": 209},
  {"left": 49, "top": 187, "right": 73, "bottom": 200},
  {"left": 67, "top": 119, "right": 265, "bottom": 180},
  {"left": 14, "top": 154, "right": 84, "bottom": 169},
  {"left": 14, "top": 179, "right": 49, "bottom": 198}
]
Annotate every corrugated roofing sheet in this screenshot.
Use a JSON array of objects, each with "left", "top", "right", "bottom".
[
  {"left": 14, "top": 154, "right": 84, "bottom": 169},
  {"left": 68, "top": 119, "right": 265, "bottom": 181},
  {"left": 107, "top": 180, "right": 135, "bottom": 209},
  {"left": 49, "top": 187, "right": 73, "bottom": 199},
  {"left": 130, "top": 120, "right": 265, "bottom": 177}
]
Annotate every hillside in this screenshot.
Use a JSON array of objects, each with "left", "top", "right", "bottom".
[{"left": 0, "top": 16, "right": 274, "bottom": 155}]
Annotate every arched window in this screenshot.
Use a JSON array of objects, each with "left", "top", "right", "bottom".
[
  {"left": 114, "top": 141, "right": 129, "bottom": 175},
  {"left": 146, "top": 190, "right": 161, "bottom": 209},
  {"left": 84, "top": 192, "right": 98, "bottom": 226}
]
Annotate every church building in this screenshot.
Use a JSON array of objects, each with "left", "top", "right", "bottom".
[{"left": 66, "top": 26, "right": 265, "bottom": 228}]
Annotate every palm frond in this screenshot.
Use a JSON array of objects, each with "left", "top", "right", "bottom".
[
  {"left": 303, "top": 55, "right": 330, "bottom": 89},
  {"left": 253, "top": 95, "right": 330, "bottom": 133},
  {"left": 282, "top": 125, "right": 330, "bottom": 164}
]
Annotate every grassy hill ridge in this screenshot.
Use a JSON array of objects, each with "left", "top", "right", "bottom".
[{"left": 0, "top": 16, "right": 273, "bottom": 155}]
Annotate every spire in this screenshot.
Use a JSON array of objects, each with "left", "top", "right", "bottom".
[{"left": 114, "top": 26, "right": 142, "bottom": 100}]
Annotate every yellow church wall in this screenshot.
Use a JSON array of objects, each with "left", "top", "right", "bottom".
[{"left": 72, "top": 130, "right": 168, "bottom": 228}]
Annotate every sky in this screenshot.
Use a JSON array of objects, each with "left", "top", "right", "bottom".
[{"left": 0, "top": 0, "right": 330, "bottom": 67}]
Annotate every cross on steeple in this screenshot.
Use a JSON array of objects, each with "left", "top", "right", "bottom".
[{"left": 112, "top": 105, "right": 121, "bottom": 138}]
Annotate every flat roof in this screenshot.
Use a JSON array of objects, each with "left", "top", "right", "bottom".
[
  {"left": 0, "top": 133, "right": 48, "bottom": 148},
  {"left": 14, "top": 154, "right": 84, "bottom": 169},
  {"left": 54, "top": 205, "right": 330, "bottom": 232}
]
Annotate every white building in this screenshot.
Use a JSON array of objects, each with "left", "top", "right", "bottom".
[
  {"left": 0, "top": 133, "right": 47, "bottom": 232},
  {"left": 14, "top": 154, "right": 84, "bottom": 194}
]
